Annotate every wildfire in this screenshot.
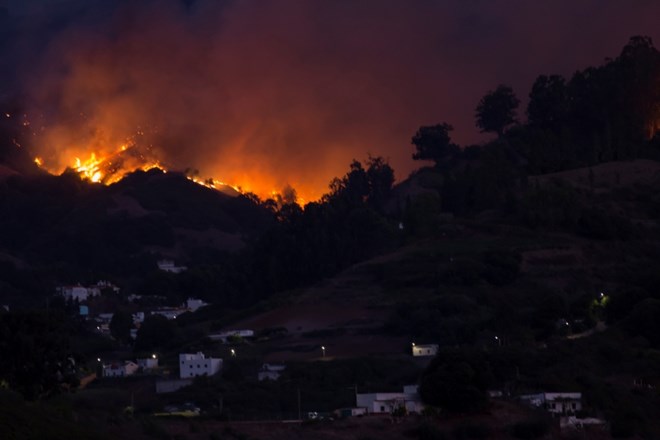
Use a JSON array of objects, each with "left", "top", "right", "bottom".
[
  {"left": 32, "top": 141, "right": 254, "bottom": 199},
  {"left": 28, "top": 127, "right": 307, "bottom": 203}
]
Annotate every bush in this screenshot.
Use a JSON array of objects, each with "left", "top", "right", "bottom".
[
  {"left": 610, "top": 416, "right": 636, "bottom": 438},
  {"left": 481, "top": 250, "right": 521, "bottom": 286},
  {"left": 510, "top": 418, "right": 549, "bottom": 439},
  {"left": 414, "top": 422, "right": 448, "bottom": 440},
  {"left": 452, "top": 421, "right": 492, "bottom": 439}
]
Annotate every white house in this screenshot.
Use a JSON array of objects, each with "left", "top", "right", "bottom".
[
  {"left": 94, "top": 280, "right": 120, "bottom": 293},
  {"left": 138, "top": 356, "right": 159, "bottom": 370},
  {"left": 57, "top": 281, "right": 119, "bottom": 302},
  {"left": 179, "top": 352, "right": 222, "bottom": 379},
  {"left": 412, "top": 343, "right": 439, "bottom": 357},
  {"left": 133, "top": 312, "right": 145, "bottom": 324},
  {"left": 356, "top": 385, "right": 424, "bottom": 414},
  {"left": 258, "top": 363, "right": 286, "bottom": 381},
  {"left": 127, "top": 294, "right": 143, "bottom": 303},
  {"left": 157, "top": 259, "right": 187, "bottom": 274},
  {"left": 96, "top": 313, "right": 114, "bottom": 323},
  {"left": 152, "top": 308, "right": 187, "bottom": 320},
  {"left": 185, "top": 298, "right": 208, "bottom": 312},
  {"left": 58, "top": 285, "right": 94, "bottom": 302},
  {"left": 208, "top": 329, "right": 254, "bottom": 343},
  {"left": 520, "top": 392, "right": 582, "bottom": 415},
  {"left": 545, "top": 393, "right": 583, "bottom": 414},
  {"left": 103, "top": 361, "right": 139, "bottom": 377}
]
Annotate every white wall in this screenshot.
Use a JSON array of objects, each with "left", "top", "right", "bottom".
[{"left": 179, "top": 353, "right": 222, "bottom": 379}]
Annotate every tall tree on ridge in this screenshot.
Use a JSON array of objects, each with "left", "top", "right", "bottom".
[{"left": 475, "top": 84, "right": 520, "bottom": 137}]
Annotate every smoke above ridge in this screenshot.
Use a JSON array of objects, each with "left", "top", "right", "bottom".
[{"left": 4, "top": 0, "right": 660, "bottom": 201}]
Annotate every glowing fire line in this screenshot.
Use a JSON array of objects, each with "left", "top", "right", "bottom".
[{"left": 32, "top": 143, "right": 249, "bottom": 197}]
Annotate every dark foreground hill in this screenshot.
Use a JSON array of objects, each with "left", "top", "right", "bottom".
[{"left": 0, "top": 168, "right": 274, "bottom": 304}]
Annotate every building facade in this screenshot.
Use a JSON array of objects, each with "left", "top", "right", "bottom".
[{"left": 179, "top": 352, "right": 222, "bottom": 379}]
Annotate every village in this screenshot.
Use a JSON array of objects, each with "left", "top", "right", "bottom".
[{"left": 47, "top": 258, "right": 610, "bottom": 436}]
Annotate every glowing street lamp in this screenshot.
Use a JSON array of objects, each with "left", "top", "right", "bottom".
[
  {"left": 230, "top": 348, "right": 236, "bottom": 357},
  {"left": 321, "top": 346, "right": 326, "bottom": 358},
  {"left": 152, "top": 353, "right": 157, "bottom": 359}
]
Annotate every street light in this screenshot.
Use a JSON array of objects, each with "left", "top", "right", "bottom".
[
  {"left": 230, "top": 349, "right": 236, "bottom": 357},
  {"left": 321, "top": 346, "right": 326, "bottom": 358},
  {"left": 152, "top": 353, "right": 157, "bottom": 359}
]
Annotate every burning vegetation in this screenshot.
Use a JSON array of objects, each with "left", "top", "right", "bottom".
[{"left": 24, "top": 120, "right": 246, "bottom": 197}]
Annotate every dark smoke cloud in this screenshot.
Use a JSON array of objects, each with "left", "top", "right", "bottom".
[{"left": 4, "top": 0, "right": 660, "bottom": 200}]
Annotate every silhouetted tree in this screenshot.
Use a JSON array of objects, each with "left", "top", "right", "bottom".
[
  {"left": 411, "top": 123, "right": 459, "bottom": 166},
  {"left": 420, "top": 351, "right": 490, "bottom": 413},
  {"left": 0, "top": 311, "right": 78, "bottom": 399},
  {"left": 475, "top": 84, "right": 520, "bottom": 137},
  {"left": 109, "top": 311, "right": 133, "bottom": 345},
  {"left": 365, "top": 156, "right": 395, "bottom": 212},
  {"left": 527, "top": 75, "right": 569, "bottom": 129},
  {"left": 134, "top": 315, "right": 177, "bottom": 351}
]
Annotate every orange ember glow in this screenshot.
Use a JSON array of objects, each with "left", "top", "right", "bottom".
[
  {"left": 31, "top": 138, "right": 290, "bottom": 201},
  {"left": 34, "top": 139, "right": 166, "bottom": 186}
]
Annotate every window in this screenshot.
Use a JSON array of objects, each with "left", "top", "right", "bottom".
[{"left": 380, "top": 406, "right": 385, "bottom": 412}]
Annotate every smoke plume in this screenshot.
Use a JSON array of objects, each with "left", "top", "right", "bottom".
[{"left": 4, "top": 0, "right": 660, "bottom": 200}]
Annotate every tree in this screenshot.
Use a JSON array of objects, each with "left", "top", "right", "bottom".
[
  {"left": 419, "top": 353, "right": 490, "bottom": 413},
  {"left": 527, "top": 75, "right": 569, "bottom": 128},
  {"left": 365, "top": 156, "right": 395, "bottom": 212},
  {"left": 109, "top": 311, "right": 133, "bottom": 344},
  {"left": 134, "top": 315, "right": 177, "bottom": 351},
  {"left": 475, "top": 84, "right": 520, "bottom": 137},
  {"left": 411, "top": 123, "right": 459, "bottom": 165},
  {"left": 0, "top": 311, "right": 78, "bottom": 399}
]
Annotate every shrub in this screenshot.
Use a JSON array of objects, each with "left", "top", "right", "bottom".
[
  {"left": 414, "top": 422, "right": 448, "bottom": 440},
  {"left": 510, "top": 418, "right": 549, "bottom": 439},
  {"left": 452, "top": 421, "right": 492, "bottom": 439}
]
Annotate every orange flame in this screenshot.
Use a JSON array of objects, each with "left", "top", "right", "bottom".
[
  {"left": 29, "top": 121, "right": 309, "bottom": 203},
  {"left": 31, "top": 140, "right": 286, "bottom": 201}
]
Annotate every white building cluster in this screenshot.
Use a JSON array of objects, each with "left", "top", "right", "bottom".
[{"left": 57, "top": 281, "right": 120, "bottom": 302}]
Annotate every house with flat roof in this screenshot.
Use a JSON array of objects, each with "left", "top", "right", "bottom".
[
  {"left": 179, "top": 352, "right": 222, "bottom": 379},
  {"left": 519, "top": 392, "right": 582, "bottom": 415},
  {"left": 412, "top": 343, "right": 438, "bottom": 357},
  {"left": 103, "top": 361, "right": 139, "bottom": 378},
  {"left": 356, "top": 385, "right": 424, "bottom": 414}
]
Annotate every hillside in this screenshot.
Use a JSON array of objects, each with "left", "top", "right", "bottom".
[{"left": 0, "top": 168, "right": 274, "bottom": 305}]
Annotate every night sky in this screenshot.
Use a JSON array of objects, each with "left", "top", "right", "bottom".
[{"left": 2, "top": 0, "right": 660, "bottom": 200}]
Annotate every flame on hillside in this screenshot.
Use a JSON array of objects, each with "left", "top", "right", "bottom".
[{"left": 31, "top": 137, "right": 254, "bottom": 198}]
